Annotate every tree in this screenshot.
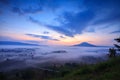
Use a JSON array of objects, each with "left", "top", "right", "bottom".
[
  {"left": 114, "top": 37, "right": 120, "bottom": 51},
  {"left": 108, "top": 37, "right": 120, "bottom": 58}
]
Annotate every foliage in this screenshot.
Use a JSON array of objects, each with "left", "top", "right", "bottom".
[
  {"left": 50, "top": 56, "right": 120, "bottom": 80},
  {"left": 108, "top": 37, "right": 120, "bottom": 57},
  {"left": 114, "top": 37, "right": 120, "bottom": 51},
  {"left": 0, "top": 56, "right": 120, "bottom": 80}
]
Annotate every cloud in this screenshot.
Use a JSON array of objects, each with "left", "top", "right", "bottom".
[
  {"left": 60, "top": 36, "right": 66, "bottom": 39},
  {"left": 51, "top": 39, "right": 59, "bottom": 41},
  {"left": 0, "top": 0, "right": 43, "bottom": 15},
  {"left": 12, "top": 6, "right": 42, "bottom": 15},
  {"left": 12, "top": 7, "right": 23, "bottom": 15},
  {"left": 84, "top": 0, "right": 120, "bottom": 25},
  {"left": 29, "top": 16, "right": 44, "bottom": 25},
  {"left": 29, "top": 10, "right": 95, "bottom": 37},
  {"left": 23, "top": 40, "right": 40, "bottom": 44},
  {"left": 46, "top": 25, "right": 74, "bottom": 37},
  {"left": 26, "top": 34, "right": 59, "bottom": 41},
  {"left": 54, "top": 0, "right": 120, "bottom": 36},
  {"left": 28, "top": 17, "right": 74, "bottom": 37},
  {"left": 1, "top": 0, "right": 62, "bottom": 15},
  {"left": 1, "top": 0, "right": 120, "bottom": 37},
  {"left": 110, "top": 30, "right": 120, "bottom": 34},
  {"left": 43, "top": 31, "right": 49, "bottom": 34},
  {"left": 57, "top": 10, "right": 95, "bottom": 34}
]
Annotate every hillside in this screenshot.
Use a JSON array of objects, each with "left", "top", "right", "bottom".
[
  {"left": 50, "top": 56, "right": 120, "bottom": 80},
  {"left": 0, "top": 56, "right": 120, "bottom": 80}
]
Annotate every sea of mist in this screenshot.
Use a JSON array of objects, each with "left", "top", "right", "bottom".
[{"left": 0, "top": 45, "right": 110, "bottom": 71}]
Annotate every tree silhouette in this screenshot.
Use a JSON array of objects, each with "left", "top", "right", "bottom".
[
  {"left": 114, "top": 37, "right": 120, "bottom": 51},
  {"left": 108, "top": 37, "right": 120, "bottom": 58}
]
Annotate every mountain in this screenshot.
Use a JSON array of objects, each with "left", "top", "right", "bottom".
[
  {"left": 73, "top": 42, "right": 97, "bottom": 47},
  {"left": 0, "top": 41, "right": 40, "bottom": 46}
]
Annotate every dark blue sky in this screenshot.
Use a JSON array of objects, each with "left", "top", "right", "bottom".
[{"left": 0, "top": 0, "right": 120, "bottom": 45}]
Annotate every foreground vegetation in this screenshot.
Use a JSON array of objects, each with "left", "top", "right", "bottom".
[
  {"left": 51, "top": 56, "right": 120, "bottom": 80},
  {"left": 0, "top": 56, "right": 120, "bottom": 80}
]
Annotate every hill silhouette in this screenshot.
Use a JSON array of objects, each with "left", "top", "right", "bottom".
[
  {"left": 0, "top": 41, "right": 40, "bottom": 46},
  {"left": 73, "top": 42, "right": 97, "bottom": 47}
]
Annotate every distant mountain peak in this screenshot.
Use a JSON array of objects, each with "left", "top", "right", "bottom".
[
  {"left": 0, "top": 41, "right": 40, "bottom": 46},
  {"left": 73, "top": 42, "right": 96, "bottom": 47}
]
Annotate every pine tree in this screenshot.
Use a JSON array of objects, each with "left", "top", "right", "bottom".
[
  {"left": 114, "top": 37, "right": 120, "bottom": 51},
  {"left": 108, "top": 37, "right": 120, "bottom": 57}
]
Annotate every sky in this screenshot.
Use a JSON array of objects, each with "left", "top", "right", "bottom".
[{"left": 0, "top": 0, "right": 120, "bottom": 46}]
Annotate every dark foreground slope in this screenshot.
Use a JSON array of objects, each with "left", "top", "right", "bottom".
[
  {"left": 51, "top": 56, "right": 120, "bottom": 80},
  {"left": 0, "top": 56, "right": 120, "bottom": 80}
]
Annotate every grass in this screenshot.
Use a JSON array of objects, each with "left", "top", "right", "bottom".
[
  {"left": 0, "top": 56, "right": 120, "bottom": 80},
  {"left": 50, "top": 56, "right": 120, "bottom": 80}
]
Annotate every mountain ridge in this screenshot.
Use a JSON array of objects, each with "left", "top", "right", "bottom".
[
  {"left": 0, "top": 41, "right": 40, "bottom": 46},
  {"left": 73, "top": 42, "right": 97, "bottom": 47}
]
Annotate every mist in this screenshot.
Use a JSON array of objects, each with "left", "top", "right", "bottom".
[{"left": 0, "top": 45, "right": 109, "bottom": 71}]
